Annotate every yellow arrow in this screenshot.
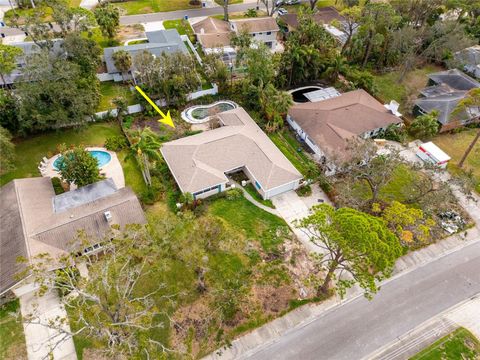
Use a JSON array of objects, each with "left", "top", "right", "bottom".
[{"left": 135, "top": 86, "right": 175, "bottom": 128}]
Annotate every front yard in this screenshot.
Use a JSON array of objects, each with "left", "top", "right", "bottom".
[
  {"left": 410, "top": 327, "right": 480, "bottom": 360},
  {"left": 114, "top": 0, "right": 201, "bottom": 15},
  {"left": 0, "top": 300, "right": 27, "bottom": 360},
  {"left": 432, "top": 129, "right": 480, "bottom": 193}
]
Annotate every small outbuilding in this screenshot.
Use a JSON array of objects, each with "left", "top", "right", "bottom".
[{"left": 416, "top": 141, "right": 451, "bottom": 168}]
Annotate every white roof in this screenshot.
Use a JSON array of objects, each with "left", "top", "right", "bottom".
[
  {"left": 419, "top": 142, "right": 451, "bottom": 162},
  {"left": 304, "top": 87, "right": 341, "bottom": 102}
]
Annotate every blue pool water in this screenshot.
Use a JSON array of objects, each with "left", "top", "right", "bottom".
[{"left": 53, "top": 150, "right": 111, "bottom": 170}]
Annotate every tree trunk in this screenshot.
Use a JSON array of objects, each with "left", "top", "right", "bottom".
[
  {"left": 318, "top": 264, "right": 336, "bottom": 297},
  {"left": 30, "top": 0, "right": 35, "bottom": 8},
  {"left": 361, "top": 30, "right": 374, "bottom": 69},
  {"left": 458, "top": 129, "right": 480, "bottom": 168},
  {"left": 341, "top": 33, "right": 352, "bottom": 56},
  {"left": 223, "top": 0, "right": 229, "bottom": 21},
  {"left": 0, "top": 73, "right": 5, "bottom": 87}
]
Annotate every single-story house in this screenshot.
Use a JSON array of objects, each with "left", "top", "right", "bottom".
[
  {"left": 0, "top": 178, "right": 146, "bottom": 297},
  {"left": 414, "top": 69, "right": 480, "bottom": 131},
  {"left": 287, "top": 89, "right": 403, "bottom": 174},
  {"left": 0, "top": 39, "right": 64, "bottom": 87},
  {"left": 161, "top": 107, "right": 303, "bottom": 200},
  {"left": 229, "top": 17, "right": 280, "bottom": 50},
  {"left": 191, "top": 17, "right": 236, "bottom": 61},
  {"left": 103, "top": 29, "right": 188, "bottom": 79},
  {"left": 454, "top": 45, "right": 480, "bottom": 79},
  {"left": 278, "top": 7, "right": 351, "bottom": 44}
]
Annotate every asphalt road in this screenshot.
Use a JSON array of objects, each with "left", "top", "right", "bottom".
[
  {"left": 120, "top": 2, "right": 268, "bottom": 25},
  {"left": 243, "top": 239, "right": 480, "bottom": 360}
]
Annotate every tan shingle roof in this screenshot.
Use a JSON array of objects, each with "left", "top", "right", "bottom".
[
  {"left": 192, "top": 17, "right": 233, "bottom": 49},
  {"left": 230, "top": 17, "right": 279, "bottom": 33},
  {"left": 0, "top": 178, "right": 146, "bottom": 294},
  {"left": 161, "top": 108, "right": 302, "bottom": 194},
  {"left": 288, "top": 89, "right": 402, "bottom": 156}
]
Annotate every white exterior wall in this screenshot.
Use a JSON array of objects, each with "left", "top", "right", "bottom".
[
  {"left": 250, "top": 31, "right": 277, "bottom": 48},
  {"left": 265, "top": 179, "right": 301, "bottom": 199},
  {"left": 287, "top": 115, "right": 325, "bottom": 158},
  {"left": 193, "top": 183, "right": 226, "bottom": 199}
]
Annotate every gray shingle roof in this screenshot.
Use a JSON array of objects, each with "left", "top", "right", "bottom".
[
  {"left": 415, "top": 69, "right": 480, "bottom": 125},
  {"left": 0, "top": 178, "right": 146, "bottom": 295},
  {"left": 103, "top": 29, "right": 188, "bottom": 74}
]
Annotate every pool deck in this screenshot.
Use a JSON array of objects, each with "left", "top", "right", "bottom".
[{"left": 41, "top": 147, "right": 125, "bottom": 189}]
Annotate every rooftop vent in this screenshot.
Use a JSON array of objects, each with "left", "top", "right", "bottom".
[{"left": 104, "top": 211, "right": 112, "bottom": 222}]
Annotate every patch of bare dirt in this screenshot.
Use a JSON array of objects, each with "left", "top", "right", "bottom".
[
  {"left": 251, "top": 285, "right": 294, "bottom": 315},
  {"left": 117, "top": 25, "right": 145, "bottom": 42}
]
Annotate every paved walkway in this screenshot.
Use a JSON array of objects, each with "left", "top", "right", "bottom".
[
  {"left": 231, "top": 181, "right": 280, "bottom": 216},
  {"left": 17, "top": 288, "right": 77, "bottom": 360}
]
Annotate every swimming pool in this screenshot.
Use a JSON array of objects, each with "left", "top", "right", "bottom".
[
  {"left": 290, "top": 86, "right": 323, "bottom": 103},
  {"left": 53, "top": 150, "right": 112, "bottom": 170},
  {"left": 181, "top": 101, "right": 238, "bottom": 124}
]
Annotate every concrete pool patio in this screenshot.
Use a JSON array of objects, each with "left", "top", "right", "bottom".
[{"left": 41, "top": 147, "right": 125, "bottom": 189}]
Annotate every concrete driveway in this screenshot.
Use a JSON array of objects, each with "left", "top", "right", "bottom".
[
  {"left": 16, "top": 287, "right": 77, "bottom": 360},
  {"left": 271, "top": 186, "right": 331, "bottom": 253}
]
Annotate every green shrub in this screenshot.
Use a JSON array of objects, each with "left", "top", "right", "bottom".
[
  {"left": 104, "top": 135, "right": 127, "bottom": 151},
  {"left": 51, "top": 177, "right": 65, "bottom": 195},
  {"left": 318, "top": 176, "right": 333, "bottom": 194},
  {"left": 244, "top": 8, "right": 258, "bottom": 17},
  {"left": 122, "top": 116, "right": 134, "bottom": 129},
  {"left": 376, "top": 124, "right": 407, "bottom": 143},
  {"left": 225, "top": 188, "right": 243, "bottom": 200},
  {"left": 296, "top": 184, "right": 312, "bottom": 197}
]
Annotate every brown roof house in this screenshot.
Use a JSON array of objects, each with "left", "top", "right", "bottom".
[
  {"left": 0, "top": 178, "right": 146, "bottom": 296},
  {"left": 161, "top": 107, "right": 302, "bottom": 200},
  {"left": 191, "top": 16, "right": 280, "bottom": 58},
  {"left": 287, "top": 89, "right": 403, "bottom": 174}
]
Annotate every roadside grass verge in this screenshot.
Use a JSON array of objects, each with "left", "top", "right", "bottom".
[
  {"left": 410, "top": 327, "right": 480, "bottom": 360},
  {"left": 114, "top": 0, "right": 200, "bottom": 16}
]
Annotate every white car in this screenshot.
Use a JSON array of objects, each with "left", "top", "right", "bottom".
[
  {"left": 277, "top": 7, "right": 288, "bottom": 15},
  {"left": 275, "top": 0, "right": 284, "bottom": 6},
  {"left": 285, "top": 0, "right": 301, "bottom": 4}
]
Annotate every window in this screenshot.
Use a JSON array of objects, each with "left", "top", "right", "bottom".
[
  {"left": 255, "top": 181, "right": 261, "bottom": 190},
  {"left": 266, "top": 31, "right": 272, "bottom": 35},
  {"left": 258, "top": 32, "right": 263, "bottom": 35}
]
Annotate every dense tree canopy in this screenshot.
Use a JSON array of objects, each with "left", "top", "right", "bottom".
[
  {"left": 57, "top": 145, "right": 102, "bottom": 187},
  {"left": 94, "top": 1, "right": 120, "bottom": 41},
  {"left": 0, "top": 44, "right": 23, "bottom": 86},
  {"left": 0, "top": 126, "right": 15, "bottom": 175},
  {"left": 297, "top": 204, "right": 403, "bottom": 298},
  {"left": 16, "top": 51, "right": 99, "bottom": 133}
]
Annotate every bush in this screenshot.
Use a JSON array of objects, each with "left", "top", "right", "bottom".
[
  {"left": 51, "top": 177, "right": 65, "bottom": 195},
  {"left": 376, "top": 124, "right": 407, "bottom": 143},
  {"left": 244, "top": 8, "right": 257, "bottom": 17},
  {"left": 225, "top": 188, "right": 243, "bottom": 200},
  {"left": 122, "top": 116, "right": 134, "bottom": 129},
  {"left": 105, "top": 135, "right": 127, "bottom": 151},
  {"left": 318, "top": 176, "right": 333, "bottom": 194},
  {"left": 296, "top": 184, "right": 312, "bottom": 197}
]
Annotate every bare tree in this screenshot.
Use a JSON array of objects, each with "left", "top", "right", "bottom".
[
  {"left": 257, "top": 0, "right": 279, "bottom": 16},
  {"left": 20, "top": 226, "right": 181, "bottom": 359}
]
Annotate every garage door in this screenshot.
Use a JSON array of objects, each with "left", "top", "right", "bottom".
[{"left": 265, "top": 181, "right": 297, "bottom": 199}]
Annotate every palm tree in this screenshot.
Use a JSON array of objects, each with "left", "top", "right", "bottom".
[
  {"left": 127, "top": 128, "right": 161, "bottom": 186},
  {"left": 112, "top": 50, "right": 132, "bottom": 83},
  {"left": 324, "top": 54, "right": 348, "bottom": 83}
]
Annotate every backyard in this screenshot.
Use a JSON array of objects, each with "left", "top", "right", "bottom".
[
  {"left": 372, "top": 64, "right": 444, "bottom": 116},
  {"left": 0, "top": 123, "right": 146, "bottom": 195},
  {"left": 410, "top": 327, "right": 480, "bottom": 360},
  {"left": 0, "top": 300, "right": 27, "bottom": 360},
  {"left": 97, "top": 81, "right": 137, "bottom": 112}
]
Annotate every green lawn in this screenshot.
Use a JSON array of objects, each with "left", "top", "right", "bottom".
[
  {"left": 433, "top": 129, "right": 480, "bottom": 193},
  {"left": 0, "top": 300, "right": 27, "bottom": 360},
  {"left": 118, "top": 149, "right": 148, "bottom": 195},
  {"left": 98, "top": 82, "right": 137, "bottom": 112},
  {"left": 269, "top": 129, "right": 318, "bottom": 178},
  {"left": 208, "top": 195, "right": 288, "bottom": 251},
  {"left": 0, "top": 123, "right": 144, "bottom": 195},
  {"left": 373, "top": 64, "right": 444, "bottom": 115},
  {"left": 82, "top": 28, "right": 119, "bottom": 48},
  {"left": 243, "top": 183, "right": 275, "bottom": 209},
  {"left": 115, "top": 0, "right": 200, "bottom": 16},
  {"left": 410, "top": 327, "right": 480, "bottom": 360}
]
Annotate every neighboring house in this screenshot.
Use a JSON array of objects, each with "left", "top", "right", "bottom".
[
  {"left": 454, "top": 45, "right": 480, "bottom": 79},
  {"left": 103, "top": 29, "right": 188, "bottom": 80},
  {"left": 161, "top": 107, "right": 303, "bottom": 200},
  {"left": 191, "top": 17, "right": 236, "bottom": 62},
  {"left": 279, "top": 7, "right": 351, "bottom": 44},
  {"left": 0, "top": 39, "right": 64, "bottom": 87},
  {"left": 0, "top": 178, "right": 146, "bottom": 297},
  {"left": 287, "top": 89, "right": 403, "bottom": 174},
  {"left": 414, "top": 69, "right": 480, "bottom": 132},
  {"left": 229, "top": 17, "right": 280, "bottom": 50}
]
